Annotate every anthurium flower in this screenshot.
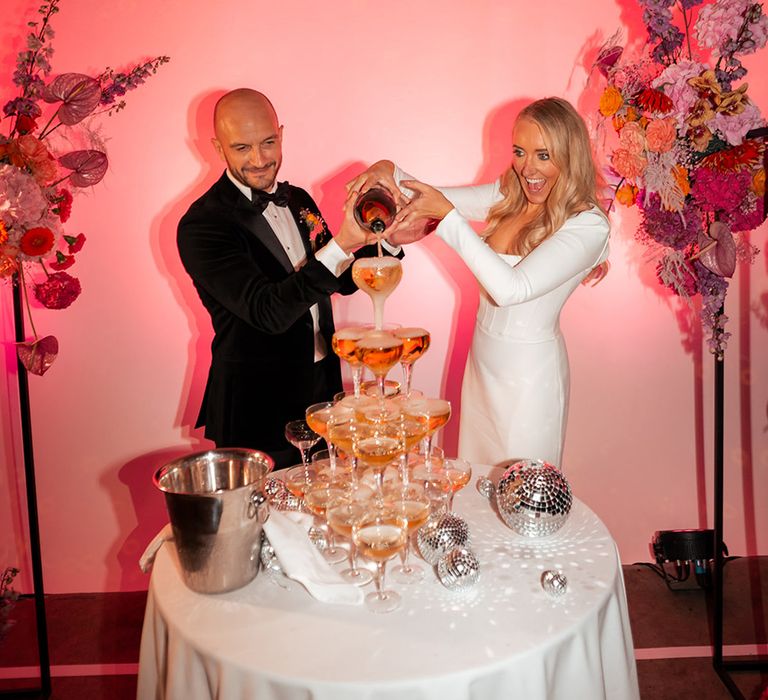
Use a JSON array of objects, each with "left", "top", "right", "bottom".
[
  {"left": 41, "top": 73, "right": 102, "bottom": 126},
  {"left": 16, "top": 335, "right": 59, "bottom": 376},
  {"left": 19, "top": 227, "right": 55, "bottom": 257},
  {"left": 58, "top": 149, "right": 108, "bottom": 187}
]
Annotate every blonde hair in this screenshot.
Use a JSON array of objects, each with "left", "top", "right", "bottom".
[{"left": 484, "top": 97, "right": 605, "bottom": 255}]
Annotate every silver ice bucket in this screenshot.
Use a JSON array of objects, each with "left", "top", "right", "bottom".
[{"left": 153, "top": 448, "right": 273, "bottom": 593}]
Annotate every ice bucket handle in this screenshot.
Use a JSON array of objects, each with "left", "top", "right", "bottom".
[{"left": 248, "top": 490, "right": 269, "bottom": 523}]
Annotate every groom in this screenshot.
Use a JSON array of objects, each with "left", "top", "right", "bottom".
[{"left": 177, "top": 88, "right": 396, "bottom": 467}]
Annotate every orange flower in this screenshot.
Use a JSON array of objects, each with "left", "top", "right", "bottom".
[
  {"left": 646, "top": 118, "right": 676, "bottom": 153},
  {"left": 616, "top": 182, "right": 638, "bottom": 206},
  {"left": 599, "top": 86, "right": 624, "bottom": 117},
  {"left": 688, "top": 70, "right": 721, "bottom": 97},
  {"left": 753, "top": 168, "right": 766, "bottom": 197},
  {"left": 18, "top": 135, "right": 57, "bottom": 184},
  {"left": 0, "top": 252, "right": 18, "bottom": 278},
  {"left": 619, "top": 121, "right": 646, "bottom": 155},
  {"left": 0, "top": 221, "right": 8, "bottom": 246},
  {"left": 672, "top": 166, "right": 690, "bottom": 197},
  {"left": 611, "top": 148, "right": 647, "bottom": 180}
]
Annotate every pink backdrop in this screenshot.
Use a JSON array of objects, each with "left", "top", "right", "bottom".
[{"left": 1, "top": 0, "right": 767, "bottom": 593}]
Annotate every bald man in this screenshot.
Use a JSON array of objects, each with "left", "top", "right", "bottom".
[{"left": 177, "top": 89, "right": 395, "bottom": 467}]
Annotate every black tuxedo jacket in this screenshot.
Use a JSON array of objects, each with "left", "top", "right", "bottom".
[{"left": 177, "top": 172, "right": 381, "bottom": 453}]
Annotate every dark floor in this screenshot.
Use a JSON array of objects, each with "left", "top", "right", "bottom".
[{"left": 0, "top": 558, "right": 767, "bottom": 699}]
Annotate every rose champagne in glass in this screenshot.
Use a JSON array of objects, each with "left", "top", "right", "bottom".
[
  {"left": 352, "top": 506, "right": 408, "bottom": 613},
  {"left": 402, "top": 397, "right": 451, "bottom": 469},
  {"left": 354, "top": 330, "right": 403, "bottom": 401},
  {"left": 392, "top": 327, "right": 430, "bottom": 397},
  {"left": 331, "top": 326, "right": 368, "bottom": 398},
  {"left": 352, "top": 257, "right": 402, "bottom": 329}
]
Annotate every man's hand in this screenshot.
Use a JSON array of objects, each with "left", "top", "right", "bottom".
[
  {"left": 333, "top": 188, "right": 377, "bottom": 253},
  {"left": 345, "top": 160, "right": 409, "bottom": 208}
]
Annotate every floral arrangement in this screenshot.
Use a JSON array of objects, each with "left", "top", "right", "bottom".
[
  {"left": 299, "top": 207, "right": 330, "bottom": 253},
  {"left": 595, "top": 0, "right": 767, "bottom": 356},
  {"left": 0, "top": 0, "right": 169, "bottom": 374}
]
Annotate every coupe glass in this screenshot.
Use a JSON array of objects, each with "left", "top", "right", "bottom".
[
  {"left": 443, "top": 457, "right": 473, "bottom": 511},
  {"left": 352, "top": 505, "right": 408, "bottom": 613},
  {"left": 284, "top": 419, "right": 321, "bottom": 468},
  {"left": 354, "top": 330, "right": 404, "bottom": 401},
  {"left": 360, "top": 378, "right": 400, "bottom": 399},
  {"left": 326, "top": 486, "right": 376, "bottom": 586},
  {"left": 351, "top": 257, "right": 403, "bottom": 329},
  {"left": 401, "top": 397, "right": 451, "bottom": 469},
  {"left": 304, "top": 480, "right": 350, "bottom": 564},
  {"left": 392, "top": 327, "right": 430, "bottom": 397},
  {"left": 284, "top": 464, "right": 326, "bottom": 499},
  {"left": 306, "top": 401, "right": 354, "bottom": 473},
  {"left": 353, "top": 420, "right": 404, "bottom": 500},
  {"left": 331, "top": 325, "right": 368, "bottom": 398},
  {"left": 383, "top": 482, "right": 431, "bottom": 584}
]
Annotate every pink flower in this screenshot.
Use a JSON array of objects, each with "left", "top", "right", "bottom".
[
  {"left": 611, "top": 148, "right": 648, "bottom": 180},
  {"left": 653, "top": 60, "right": 705, "bottom": 130},
  {"left": 646, "top": 118, "right": 677, "bottom": 153},
  {"left": 710, "top": 104, "right": 764, "bottom": 145},
  {"left": 613, "top": 69, "right": 627, "bottom": 89},
  {"left": 697, "top": 0, "right": 768, "bottom": 55},
  {"left": 34, "top": 272, "right": 82, "bottom": 309},
  {"left": 619, "top": 121, "right": 646, "bottom": 155}
]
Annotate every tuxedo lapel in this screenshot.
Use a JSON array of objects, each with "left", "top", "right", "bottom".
[{"left": 231, "top": 189, "right": 294, "bottom": 274}]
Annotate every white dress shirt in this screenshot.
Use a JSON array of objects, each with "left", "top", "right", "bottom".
[{"left": 226, "top": 170, "right": 353, "bottom": 361}]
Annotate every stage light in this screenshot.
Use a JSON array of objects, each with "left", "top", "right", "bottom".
[{"left": 651, "top": 529, "right": 727, "bottom": 590}]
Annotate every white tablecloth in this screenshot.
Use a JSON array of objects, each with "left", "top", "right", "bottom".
[{"left": 137, "top": 467, "right": 640, "bottom": 700}]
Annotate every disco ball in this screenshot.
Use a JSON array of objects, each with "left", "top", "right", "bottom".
[
  {"left": 417, "top": 512, "right": 471, "bottom": 565},
  {"left": 496, "top": 459, "right": 572, "bottom": 537}
]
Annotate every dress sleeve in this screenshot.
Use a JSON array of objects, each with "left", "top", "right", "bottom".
[
  {"left": 435, "top": 208, "right": 610, "bottom": 307},
  {"left": 392, "top": 164, "right": 501, "bottom": 222}
]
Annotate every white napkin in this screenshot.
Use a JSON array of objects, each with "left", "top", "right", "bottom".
[
  {"left": 139, "top": 523, "right": 173, "bottom": 573},
  {"left": 263, "top": 510, "right": 363, "bottom": 606}
]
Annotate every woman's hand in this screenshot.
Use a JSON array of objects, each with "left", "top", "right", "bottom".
[
  {"left": 394, "top": 179, "right": 454, "bottom": 226},
  {"left": 581, "top": 260, "right": 610, "bottom": 287}
]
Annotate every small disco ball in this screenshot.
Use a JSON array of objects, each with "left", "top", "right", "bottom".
[
  {"left": 417, "top": 512, "right": 471, "bottom": 565},
  {"left": 259, "top": 534, "right": 283, "bottom": 574},
  {"left": 437, "top": 548, "right": 480, "bottom": 591},
  {"left": 496, "top": 459, "right": 572, "bottom": 537},
  {"left": 541, "top": 569, "right": 568, "bottom": 597}
]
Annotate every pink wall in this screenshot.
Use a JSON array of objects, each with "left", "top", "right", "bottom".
[{"left": 1, "top": 0, "right": 767, "bottom": 593}]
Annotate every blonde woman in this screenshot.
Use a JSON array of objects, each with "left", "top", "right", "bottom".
[{"left": 351, "top": 97, "right": 610, "bottom": 469}]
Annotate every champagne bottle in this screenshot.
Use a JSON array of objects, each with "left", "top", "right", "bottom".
[{"left": 354, "top": 187, "right": 397, "bottom": 235}]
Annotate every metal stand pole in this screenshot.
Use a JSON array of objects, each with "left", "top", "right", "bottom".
[
  {"left": 711, "top": 124, "right": 768, "bottom": 697},
  {"left": 1, "top": 273, "right": 51, "bottom": 697}
]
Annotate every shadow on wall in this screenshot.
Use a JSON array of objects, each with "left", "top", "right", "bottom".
[
  {"left": 105, "top": 445, "right": 206, "bottom": 591},
  {"left": 148, "top": 89, "right": 228, "bottom": 444}
]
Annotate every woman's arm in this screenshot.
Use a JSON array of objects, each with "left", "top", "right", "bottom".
[{"left": 435, "top": 208, "right": 610, "bottom": 306}]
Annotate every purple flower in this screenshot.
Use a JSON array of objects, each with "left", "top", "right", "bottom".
[{"left": 641, "top": 194, "right": 702, "bottom": 249}]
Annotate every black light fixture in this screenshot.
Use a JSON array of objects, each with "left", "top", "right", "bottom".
[{"left": 651, "top": 529, "right": 727, "bottom": 590}]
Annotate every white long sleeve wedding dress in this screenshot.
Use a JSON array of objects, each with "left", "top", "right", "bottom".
[{"left": 395, "top": 167, "right": 609, "bottom": 469}]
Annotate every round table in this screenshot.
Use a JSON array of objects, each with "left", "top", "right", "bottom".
[{"left": 137, "top": 466, "right": 639, "bottom": 700}]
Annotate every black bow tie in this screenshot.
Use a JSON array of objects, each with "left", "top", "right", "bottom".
[{"left": 250, "top": 181, "right": 291, "bottom": 213}]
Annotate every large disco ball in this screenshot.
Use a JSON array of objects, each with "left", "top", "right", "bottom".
[{"left": 496, "top": 459, "right": 572, "bottom": 537}]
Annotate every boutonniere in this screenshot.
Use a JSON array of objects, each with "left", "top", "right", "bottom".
[{"left": 299, "top": 208, "right": 329, "bottom": 253}]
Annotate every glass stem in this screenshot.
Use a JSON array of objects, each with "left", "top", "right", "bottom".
[
  {"left": 375, "top": 561, "right": 386, "bottom": 599},
  {"left": 401, "top": 362, "right": 413, "bottom": 397},
  {"left": 376, "top": 374, "right": 386, "bottom": 401},
  {"left": 352, "top": 364, "right": 363, "bottom": 399}
]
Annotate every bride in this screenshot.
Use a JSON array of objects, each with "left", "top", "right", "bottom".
[{"left": 349, "top": 97, "right": 610, "bottom": 469}]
